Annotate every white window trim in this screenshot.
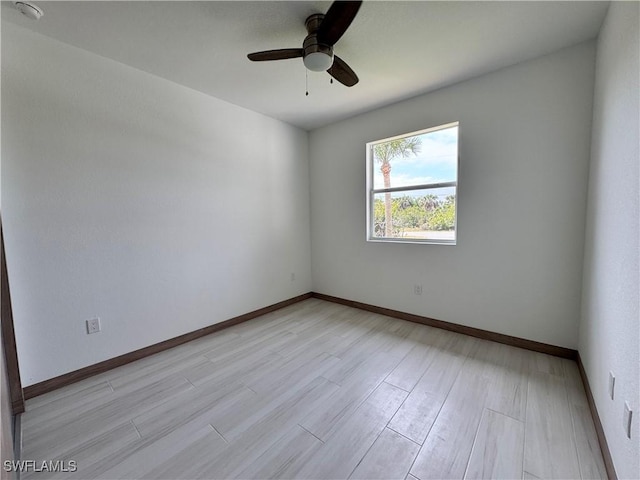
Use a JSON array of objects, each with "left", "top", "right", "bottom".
[{"left": 366, "top": 122, "right": 459, "bottom": 245}]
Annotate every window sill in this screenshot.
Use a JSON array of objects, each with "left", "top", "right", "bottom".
[{"left": 366, "top": 238, "right": 456, "bottom": 245}]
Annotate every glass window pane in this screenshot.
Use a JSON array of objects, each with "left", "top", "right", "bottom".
[
  {"left": 371, "top": 187, "right": 456, "bottom": 241},
  {"left": 372, "top": 125, "right": 458, "bottom": 190}
]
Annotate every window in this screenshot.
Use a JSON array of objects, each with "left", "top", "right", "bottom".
[{"left": 366, "top": 122, "right": 459, "bottom": 244}]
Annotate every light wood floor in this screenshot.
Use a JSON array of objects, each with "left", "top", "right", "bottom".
[{"left": 21, "top": 299, "right": 607, "bottom": 479}]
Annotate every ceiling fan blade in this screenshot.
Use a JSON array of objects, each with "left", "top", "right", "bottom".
[
  {"left": 317, "top": 1, "right": 362, "bottom": 46},
  {"left": 247, "top": 49, "right": 303, "bottom": 62},
  {"left": 327, "top": 55, "right": 359, "bottom": 87}
]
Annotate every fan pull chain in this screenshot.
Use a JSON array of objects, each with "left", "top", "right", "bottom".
[
  {"left": 330, "top": 78, "right": 333, "bottom": 84},
  {"left": 305, "top": 69, "right": 309, "bottom": 96}
]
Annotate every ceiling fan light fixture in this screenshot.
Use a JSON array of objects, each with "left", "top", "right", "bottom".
[
  {"left": 246, "top": 0, "right": 361, "bottom": 86},
  {"left": 303, "top": 52, "right": 334, "bottom": 72}
]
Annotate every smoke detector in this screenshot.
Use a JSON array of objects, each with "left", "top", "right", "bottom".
[{"left": 13, "top": 2, "right": 43, "bottom": 20}]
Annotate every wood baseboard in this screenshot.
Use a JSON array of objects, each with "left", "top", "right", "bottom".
[
  {"left": 311, "top": 292, "right": 578, "bottom": 359},
  {"left": 23, "top": 293, "right": 312, "bottom": 400},
  {"left": 13, "top": 412, "right": 22, "bottom": 461},
  {"left": 576, "top": 353, "right": 618, "bottom": 480}
]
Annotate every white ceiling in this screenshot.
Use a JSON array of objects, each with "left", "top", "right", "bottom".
[{"left": 2, "top": 1, "right": 609, "bottom": 130}]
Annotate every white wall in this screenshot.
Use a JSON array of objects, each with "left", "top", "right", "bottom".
[
  {"left": 580, "top": 3, "right": 639, "bottom": 479},
  {"left": 1, "top": 23, "right": 311, "bottom": 386},
  {"left": 310, "top": 42, "right": 596, "bottom": 349}
]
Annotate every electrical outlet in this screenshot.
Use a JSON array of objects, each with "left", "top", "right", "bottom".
[
  {"left": 414, "top": 284, "right": 422, "bottom": 295},
  {"left": 624, "top": 402, "right": 633, "bottom": 439},
  {"left": 86, "top": 317, "right": 101, "bottom": 334},
  {"left": 609, "top": 371, "right": 615, "bottom": 400}
]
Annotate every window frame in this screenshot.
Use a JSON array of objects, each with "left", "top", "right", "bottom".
[{"left": 366, "top": 121, "right": 460, "bottom": 245}]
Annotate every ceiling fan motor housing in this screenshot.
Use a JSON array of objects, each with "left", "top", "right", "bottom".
[{"left": 303, "top": 14, "right": 334, "bottom": 71}]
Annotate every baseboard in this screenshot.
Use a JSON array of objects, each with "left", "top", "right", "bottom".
[
  {"left": 13, "top": 413, "right": 22, "bottom": 462},
  {"left": 576, "top": 353, "right": 618, "bottom": 480},
  {"left": 23, "top": 292, "right": 312, "bottom": 400},
  {"left": 311, "top": 292, "right": 578, "bottom": 359}
]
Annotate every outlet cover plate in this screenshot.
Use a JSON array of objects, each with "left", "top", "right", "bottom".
[
  {"left": 624, "top": 402, "right": 633, "bottom": 439},
  {"left": 609, "top": 371, "right": 615, "bottom": 400},
  {"left": 86, "top": 317, "right": 101, "bottom": 334}
]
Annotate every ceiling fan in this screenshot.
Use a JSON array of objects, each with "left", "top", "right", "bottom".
[{"left": 247, "top": 1, "right": 362, "bottom": 87}]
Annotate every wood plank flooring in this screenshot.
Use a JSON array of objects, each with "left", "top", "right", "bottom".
[{"left": 20, "top": 299, "right": 606, "bottom": 479}]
